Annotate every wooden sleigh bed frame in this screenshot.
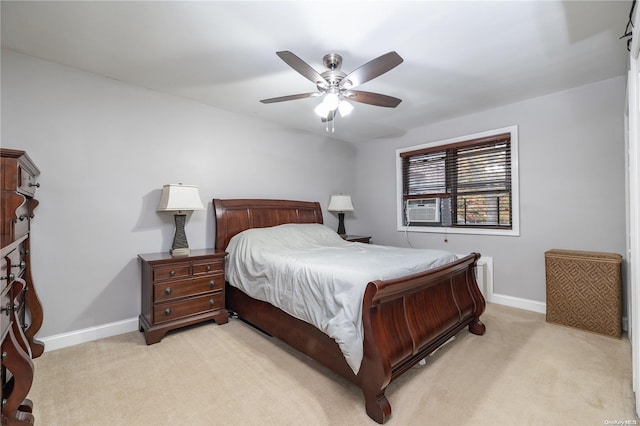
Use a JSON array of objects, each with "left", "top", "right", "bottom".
[{"left": 213, "top": 198, "right": 486, "bottom": 423}]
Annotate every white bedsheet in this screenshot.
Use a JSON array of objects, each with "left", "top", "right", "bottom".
[{"left": 225, "top": 223, "right": 458, "bottom": 374}]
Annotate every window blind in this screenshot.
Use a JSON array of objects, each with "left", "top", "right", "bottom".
[{"left": 400, "top": 133, "right": 512, "bottom": 228}]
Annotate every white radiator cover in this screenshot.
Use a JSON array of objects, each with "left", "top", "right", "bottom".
[
  {"left": 475, "top": 256, "right": 492, "bottom": 299},
  {"left": 457, "top": 254, "right": 492, "bottom": 299}
]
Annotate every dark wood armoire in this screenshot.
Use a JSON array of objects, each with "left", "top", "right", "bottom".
[{"left": 1, "top": 148, "right": 45, "bottom": 425}]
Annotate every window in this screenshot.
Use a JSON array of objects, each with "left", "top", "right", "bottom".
[{"left": 396, "top": 126, "right": 519, "bottom": 236}]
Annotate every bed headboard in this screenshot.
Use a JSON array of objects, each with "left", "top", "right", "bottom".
[{"left": 213, "top": 199, "right": 323, "bottom": 250}]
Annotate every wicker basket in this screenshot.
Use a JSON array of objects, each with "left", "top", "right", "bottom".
[{"left": 545, "top": 249, "right": 622, "bottom": 338}]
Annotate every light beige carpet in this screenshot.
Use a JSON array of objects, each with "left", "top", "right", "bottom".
[{"left": 30, "top": 303, "right": 637, "bottom": 425}]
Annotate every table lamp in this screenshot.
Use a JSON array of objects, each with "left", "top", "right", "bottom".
[
  {"left": 157, "top": 183, "right": 204, "bottom": 256},
  {"left": 328, "top": 194, "right": 354, "bottom": 237}
]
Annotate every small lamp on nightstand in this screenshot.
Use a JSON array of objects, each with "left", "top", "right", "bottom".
[
  {"left": 157, "top": 183, "right": 204, "bottom": 256},
  {"left": 328, "top": 194, "right": 354, "bottom": 237}
]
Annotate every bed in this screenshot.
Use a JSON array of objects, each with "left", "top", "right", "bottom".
[{"left": 213, "top": 198, "right": 486, "bottom": 423}]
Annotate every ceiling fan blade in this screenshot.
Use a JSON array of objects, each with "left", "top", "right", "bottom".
[
  {"left": 339, "top": 51, "right": 403, "bottom": 89},
  {"left": 347, "top": 90, "right": 402, "bottom": 108},
  {"left": 276, "top": 51, "right": 327, "bottom": 87},
  {"left": 260, "top": 92, "right": 320, "bottom": 104}
]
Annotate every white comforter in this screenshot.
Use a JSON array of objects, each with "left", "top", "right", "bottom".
[{"left": 225, "top": 223, "right": 458, "bottom": 374}]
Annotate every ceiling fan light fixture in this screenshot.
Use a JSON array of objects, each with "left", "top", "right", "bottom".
[
  {"left": 338, "top": 100, "right": 353, "bottom": 117},
  {"left": 314, "top": 102, "right": 330, "bottom": 118},
  {"left": 322, "top": 92, "right": 340, "bottom": 110},
  {"left": 261, "top": 50, "right": 403, "bottom": 131}
]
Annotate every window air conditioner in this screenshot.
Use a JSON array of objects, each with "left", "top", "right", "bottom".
[{"left": 406, "top": 198, "right": 440, "bottom": 223}]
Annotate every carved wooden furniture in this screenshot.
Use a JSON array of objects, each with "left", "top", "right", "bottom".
[
  {"left": 138, "top": 249, "right": 229, "bottom": 344},
  {"left": 213, "top": 198, "right": 486, "bottom": 424},
  {"left": 344, "top": 235, "right": 371, "bottom": 243},
  {"left": 1, "top": 148, "right": 44, "bottom": 425}
]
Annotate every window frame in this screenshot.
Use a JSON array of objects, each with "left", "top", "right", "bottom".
[{"left": 396, "top": 125, "right": 520, "bottom": 237}]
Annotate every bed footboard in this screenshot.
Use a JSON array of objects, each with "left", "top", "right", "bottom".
[
  {"left": 357, "top": 253, "right": 485, "bottom": 423},
  {"left": 226, "top": 253, "right": 485, "bottom": 424}
]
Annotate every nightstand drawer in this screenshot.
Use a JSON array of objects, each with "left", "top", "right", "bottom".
[
  {"left": 192, "top": 259, "right": 223, "bottom": 276},
  {"left": 139, "top": 249, "right": 229, "bottom": 344},
  {"left": 153, "top": 274, "right": 224, "bottom": 302},
  {"left": 152, "top": 262, "right": 191, "bottom": 281},
  {"left": 153, "top": 292, "right": 224, "bottom": 324},
  {"left": 154, "top": 278, "right": 190, "bottom": 302},
  {"left": 344, "top": 235, "right": 371, "bottom": 244},
  {"left": 193, "top": 274, "right": 224, "bottom": 293}
]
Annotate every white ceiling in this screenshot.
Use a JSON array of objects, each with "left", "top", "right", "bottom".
[{"left": 1, "top": 1, "right": 632, "bottom": 144}]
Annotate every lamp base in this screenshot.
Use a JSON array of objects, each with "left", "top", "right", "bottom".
[
  {"left": 171, "top": 247, "right": 190, "bottom": 257},
  {"left": 336, "top": 212, "right": 346, "bottom": 236},
  {"left": 171, "top": 213, "right": 190, "bottom": 256}
]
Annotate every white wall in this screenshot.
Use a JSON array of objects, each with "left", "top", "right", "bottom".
[
  {"left": 1, "top": 50, "right": 356, "bottom": 338},
  {"left": 353, "top": 76, "right": 626, "bottom": 305}
]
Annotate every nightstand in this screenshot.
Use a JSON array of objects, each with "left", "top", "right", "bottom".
[
  {"left": 344, "top": 235, "right": 371, "bottom": 244},
  {"left": 138, "top": 248, "right": 228, "bottom": 344}
]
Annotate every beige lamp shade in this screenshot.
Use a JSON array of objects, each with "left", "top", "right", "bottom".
[
  {"left": 157, "top": 184, "right": 204, "bottom": 212},
  {"left": 327, "top": 194, "right": 354, "bottom": 212}
]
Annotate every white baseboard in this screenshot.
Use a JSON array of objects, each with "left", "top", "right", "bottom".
[
  {"left": 490, "top": 293, "right": 546, "bottom": 314},
  {"left": 40, "top": 317, "right": 139, "bottom": 352},
  {"left": 472, "top": 254, "right": 546, "bottom": 314}
]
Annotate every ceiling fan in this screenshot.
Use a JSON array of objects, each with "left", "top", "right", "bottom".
[{"left": 260, "top": 51, "right": 403, "bottom": 128}]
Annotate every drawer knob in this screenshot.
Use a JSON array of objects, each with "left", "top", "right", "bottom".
[
  {"left": 209, "top": 280, "right": 215, "bottom": 288},
  {"left": 12, "top": 261, "right": 26, "bottom": 269},
  {"left": 206, "top": 266, "right": 212, "bottom": 271},
  {"left": 169, "top": 271, "right": 175, "bottom": 277},
  {"left": 29, "top": 182, "right": 40, "bottom": 188},
  {"left": 164, "top": 308, "right": 172, "bottom": 316},
  {"left": 165, "top": 288, "right": 172, "bottom": 295},
  {"left": 1, "top": 303, "right": 18, "bottom": 316},
  {"left": 209, "top": 299, "right": 215, "bottom": 307}
]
